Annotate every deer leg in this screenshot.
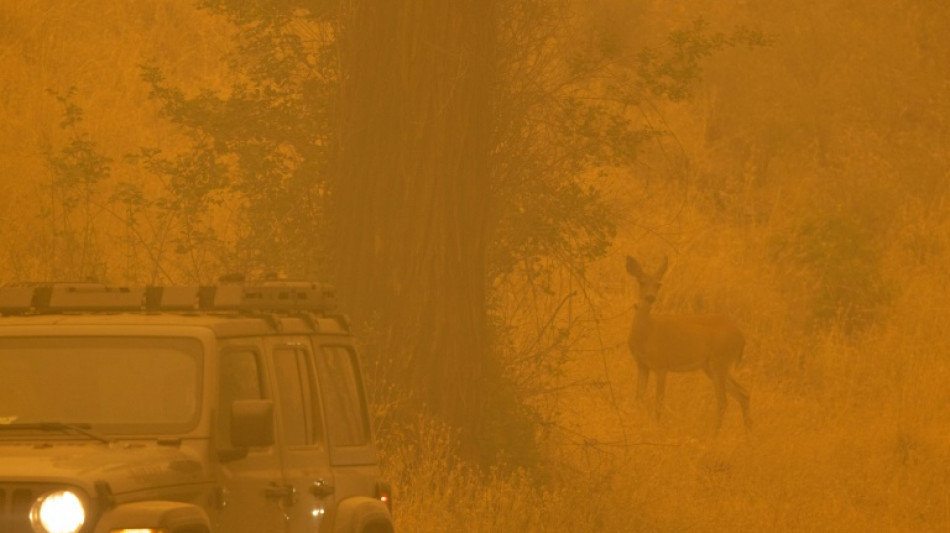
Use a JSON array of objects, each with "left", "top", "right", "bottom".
[
  {"left": 711, "top": 373, "right": 727, "bottom": 430},
  {"left": 654, "top": 370, "right": 667, "bottom": 421},
  {"left": 636, "top": 362, "right": 650, "bottom": 402},
  {"left": 726, "top": 374, "right": 752, "bottom": 429}
]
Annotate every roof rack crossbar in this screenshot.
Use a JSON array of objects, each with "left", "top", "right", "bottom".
[{"left": 0, "top": 280, "right": 337, "bottom": 315}]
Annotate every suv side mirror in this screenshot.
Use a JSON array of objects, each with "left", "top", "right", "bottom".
[{"left": 230, "top": 399, "right": 275, "bottom": 448}]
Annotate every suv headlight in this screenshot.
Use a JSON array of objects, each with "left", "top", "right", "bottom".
[{"left": 30, "top": 489, "right": 86, "bottom": 533}]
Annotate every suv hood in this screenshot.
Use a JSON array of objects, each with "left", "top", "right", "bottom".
[{"left": 0, "top": 440, "right": 208, "bottom": 497}]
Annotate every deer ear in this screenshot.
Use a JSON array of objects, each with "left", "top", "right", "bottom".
[
  {"left": 626, "top": 256, "right": 644, "bottom": 278},
  {"left": 655, "top": 256, "right": 669, "bottom": 277}
]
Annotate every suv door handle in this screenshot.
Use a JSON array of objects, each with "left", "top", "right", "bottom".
[
  {"left": 265, "top": 483, "right": 297, "bottom": 505},
  {"left": 310, "top": 479, "right": 335, "bottom": 498}
]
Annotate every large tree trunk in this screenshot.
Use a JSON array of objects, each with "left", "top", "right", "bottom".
[{"left": 333, "top": 0, "right": 495, "bottom": 455}]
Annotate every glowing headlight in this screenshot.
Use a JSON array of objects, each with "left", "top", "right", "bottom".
[{"left": 30, "top": 490, "right": 86, "bottom": 533}]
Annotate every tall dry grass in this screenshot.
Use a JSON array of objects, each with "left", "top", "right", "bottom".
[{"left": 383, "top": 178, "right": 950, "bottom": 531}]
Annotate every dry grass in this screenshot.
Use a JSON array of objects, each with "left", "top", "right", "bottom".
[{"left": 384, "top": 183, "right": 950, "bottom": 532}]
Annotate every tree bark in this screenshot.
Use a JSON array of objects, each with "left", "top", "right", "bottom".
[{"left": 334, "top": 0, "right": 495, "bottom": 453}]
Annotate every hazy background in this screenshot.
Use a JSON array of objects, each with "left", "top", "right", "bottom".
[{"left": 2, "top": 0, "right": 949, "bottom": 530}]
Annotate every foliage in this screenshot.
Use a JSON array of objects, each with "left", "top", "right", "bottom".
[
  {"left": 636, "top": 18, "right": 769, "bottom": 102},
  {"left": 487, "top": 3, "right": 768, "bottom": 465},
  {"left": 771, "top": 208, "right": 892, "bottom": 332},
  {"left": 40, "top": 88, "right": 112, "bottom": 281},
  {"left": 137, "top": 4, "right": 335, "bottom": 278}
]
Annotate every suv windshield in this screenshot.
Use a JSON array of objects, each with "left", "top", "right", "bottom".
[{"left": 0, "top": 336, "right": 202, "bottom": 434}]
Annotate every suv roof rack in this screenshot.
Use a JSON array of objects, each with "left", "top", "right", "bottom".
[{"left": 0, "top": 280, "right": 336, "bottom": 315}]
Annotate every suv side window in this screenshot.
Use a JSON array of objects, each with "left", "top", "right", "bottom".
[
  {"left": 218, "top": 349, "right": 264, "bottom": 447},
  {"left": 272, "top": 346, "right": 324, "bottom": 446},
  {"left": 314, "top": 345, "right": 370, "bottom": 447}
]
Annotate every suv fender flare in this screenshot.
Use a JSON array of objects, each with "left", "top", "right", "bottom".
[
  {"left": 95, "top": 501, "right": 212, "bottom": 533},
  {"left": 333, "top": 497, "right": 393, "bottom": 533}
]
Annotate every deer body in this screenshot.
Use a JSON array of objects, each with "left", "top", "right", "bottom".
[{"left": 626, "top": 256, "right": 752, "bottom": 429}]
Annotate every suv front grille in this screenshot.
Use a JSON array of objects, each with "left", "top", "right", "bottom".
[{"left": 0, "top": 485, "right": 36, "bottom": 533}]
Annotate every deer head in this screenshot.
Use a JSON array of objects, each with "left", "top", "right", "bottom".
[{"left": 626, "top": 255, "right": 668, "bottom": 306}]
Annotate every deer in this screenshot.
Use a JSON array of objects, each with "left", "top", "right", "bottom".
[{"left": 625, "top": 255, "right": 752, "bottom": 430}]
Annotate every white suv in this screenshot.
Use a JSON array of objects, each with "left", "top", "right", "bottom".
[{"left": 0, "top": 280, "right": 393, "bottom": 533}]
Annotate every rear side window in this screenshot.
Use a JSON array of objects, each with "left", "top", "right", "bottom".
[
  {"left": 272, "top": 346, "right": 324, "bottom": 447},
  {"left": 314, "top": 346, "right": 369, "bottom": 447},
  {"left": 218, "top": 349, "right": 264, "bottom": 446}
]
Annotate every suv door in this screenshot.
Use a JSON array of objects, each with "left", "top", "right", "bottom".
[
  {"left": 267, "top": 336, "right": 336, "bottom": 531},
  {"left": 312, "top": 343, "right": 381, "bottom": 502},
  {"left": 213, "top": 343, "right": 288, "bottom": 532}
]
